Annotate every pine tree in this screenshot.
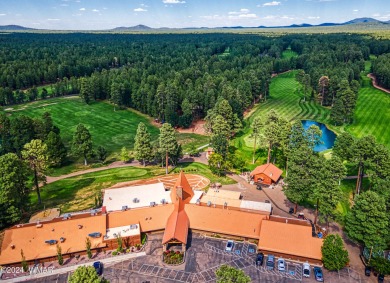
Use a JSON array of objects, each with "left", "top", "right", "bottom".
[
  {"left": 321, "top": 234, "right": 349, "bottom": 271},
  {"left": 72, "top": 124, "right": 93, "bottom": 166},
  {"left": 80, "top": 77, "right": 92, "bottom": 104},
  {"left": 120, "top": 146, "right": 129, "bottom": 163},
  {"left": 45, "top": 131, "right": 67, "bottom": 167},
  {"left": 21, "top": 139, "right": 48, "bottom": 205},
  {"left": 134, "top": 122, "right": 153, "bottom": 166},
  {"left": 345, "top": 191, "right": 389, "bottom": 250},
  {"left": 158, "top": 123, "right": 179, "bottom": 174},
  {"left": 95, "top": 146, "right": 108, "bottom": 163}
]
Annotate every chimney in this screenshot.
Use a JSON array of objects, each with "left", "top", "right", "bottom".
[{"left": 176, "top": 186, "right": 183, "bottom": 200}]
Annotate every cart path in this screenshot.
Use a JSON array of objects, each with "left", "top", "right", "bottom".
[
  {"left": 44, "top": 152, "right": 209, "bottom": 185},
  {"left": 367, "top": 73, "right": 390, "bottom": 94}
]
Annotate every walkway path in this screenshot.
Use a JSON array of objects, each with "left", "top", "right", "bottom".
[
  {"left": 367, "top": 73, "right": 390, "bottom": 94},
  {"left": 1, "top": 252, "right": 146, "bottom": 283},
  {"left": 44, "top": 160, "right": 143, "bottom": 184}
]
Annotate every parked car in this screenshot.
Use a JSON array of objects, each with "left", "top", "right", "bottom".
[
  {"left": 266, "top": 255, "right": 275, "bottom": 270},
  {"left": 93, "top": 261, "right": 103, "bottom": 276},
  {"left": 303, "top": 263, "right": 311, "bottom": 278},
  {"left": 277, "top": 258, "right": 286, "bottom": 272},
  {"left": 256, "top": 253, "right": 264, "bottom": 266},
  {"left": 225, "top": 240, "right": 234, "bottom": 252},
  {"left": 365, "top": 266, "right": 372, "bottom": 276},
  {"left": 313, "top": 267, "right": 324, "bottom": 282},
  {"left": 298, "top": 213, "right": 305, "bottom": 219},
  {"left": 378, "top": 274, "right": 385, "bottom": 283},
  {"left": 289, "top": 207, "right": 294, "bottom": 214}
]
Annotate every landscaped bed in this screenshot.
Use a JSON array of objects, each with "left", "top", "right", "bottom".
[{"left": 163, "top": 250, "right": 185, "bottom": 265}]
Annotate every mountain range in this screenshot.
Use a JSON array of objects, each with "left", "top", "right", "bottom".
[{"left": 0, "top": 18, "right": 388, "bottom": 31}]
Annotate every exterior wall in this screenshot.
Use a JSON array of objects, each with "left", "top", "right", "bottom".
[
  {"left": 258, "top": 249, "right": 322, "bottom": 265},
  {"left": 253, "top": 173, "right": 272, "bottom": 185},
  {"left": 104, "top": 234, "right": 141, "bottom": 250},
  {"left": 190, "top": 229, "right": 258, "bottom": 242}
]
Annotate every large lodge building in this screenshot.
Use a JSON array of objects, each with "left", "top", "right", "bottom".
[{"left": 0, "top": 172, "right": 323, "bottom": 267}]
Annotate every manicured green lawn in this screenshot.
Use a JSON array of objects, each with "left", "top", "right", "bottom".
[
  {"left": 7, "top": 97, "right": 209, "bottom": 174},
  {"left": 31, "top": 166, "right": 165, "bottom": 213},
  {"left": 9, "top": 97, "right": 160, "bottom": 154},
  {"left": 31, "top": 162, "right": 235, "bottom": 213},
  {"left": 346, "top": 75, "right": 390, "bottom": 147},
  {"left": 172, "top": 162, "right": 236, "bottom": 185}
]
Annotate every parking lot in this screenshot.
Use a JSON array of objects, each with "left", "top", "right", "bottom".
[{"left": 24, "top": 232, "right": 368, "bottom": 283}]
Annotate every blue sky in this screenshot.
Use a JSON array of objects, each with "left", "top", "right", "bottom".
[{"left": 0, "top": 0, "right": 389, "bottom": 29}]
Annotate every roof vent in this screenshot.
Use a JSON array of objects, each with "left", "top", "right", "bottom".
[
  {"left": 36, "top": 224, "right": 43, "bottom": 228},
  {"left": 78, "top": 224, "right": 83, "bottom": 229},
  {"left": 130, "top": 224, "right": 138, "bottom": 229},
  {"left": 60, "top": 237, "right": 65, "bottom": 243},
  {"left": 150, "top": 202, "right": 156, "bottom": 207},
  {"left": 91, "top": 209, "right": 98, "bottom": 216},
  {"left": 63, "top": 213, "right": 71, "bottom": 220},
  {"left": 88, "top": 232, "right": 102, "bottom": 238},
  {"left": 133, "top": 198, "right": 139, "bottom": 203},
  {"left": 121, "top": 205, "right": 128, "bottom": 211},
  {"left": 45, "top": 240, "right": 58, "bottom": 245},
  {"left": 196, "top": 199, "right": 200, "bottom": 205},
  {"left": 207, "top": 201, "right": 211, "bottom": 207},
  {"left": 160, "top": 199, "right": 166, "bottom": 204}
]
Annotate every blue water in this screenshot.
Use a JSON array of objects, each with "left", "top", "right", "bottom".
[{"left": 301, "top": 120, "right": 336, "bottom": 152}]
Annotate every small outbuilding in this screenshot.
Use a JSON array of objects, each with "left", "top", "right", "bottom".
[{"left": 250, "top": 163, "right": 282, "bottom": 185}]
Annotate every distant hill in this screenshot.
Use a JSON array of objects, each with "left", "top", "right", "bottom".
[
  {"left": 256, "top": 17, "right": 388, "bottom": 29},
  {"left": 111, "top": 25, "right": 152, "bottom": 31},
  {"left": 0, "top": 25, "right": 34, "bottom": 31},
  {"left": 344, "top": 17, "right": 383, "bottom": 24}
]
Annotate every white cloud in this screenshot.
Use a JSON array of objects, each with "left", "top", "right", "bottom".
[
  {"left": 79, "top": 8, "right": 85, "bottom": 11},
  {"left": 134, "top": 8, "right": 147, "bottom": 12},
  {"left": 140, "top": 4, "right": 148, "bottom": 7},
  {"left": 239, "top": 13, "right": 257, "bottom": 18},
  {"left": 353, "top": 9, "right": 359, "bottom": 12},
  {"left": 262, "top": 1, "right": 281, "bottom": 6},
  {"left": 47, "top": 18, "right": 60, "bottom": 21},
  {"left": 60, "top": 4, "right": 69, "bottom": 7},
  {"left": 307, "top": 16, "right": 320, "bottom": 19},
  {"left": 162, "top": 0, "right": 186, "bottom": 3},
  {"left": 0, "top": 13, "right": 6, "bottom": 16},
  {"left": 92, "top": 9, "right": 99, "bottom": 12}
]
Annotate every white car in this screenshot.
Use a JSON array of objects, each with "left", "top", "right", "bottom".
[
  {"left": 225, "top": 240, "right": 234, "bottom": 252},
  {"left": 303, "top": 263, "right": 311, "bottom": 278},
  {"left": 278, "top": 258, "right": 286, "bottom": 272}
]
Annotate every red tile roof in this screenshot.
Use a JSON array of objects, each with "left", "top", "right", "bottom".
[
  {"left": 162, "top": 200, "right": 189, "bottom": 244},
  {"left": 250, "top": 163, "right": 283, "bottom": 182},
  {"left": 258, "top": 220, "right": 323, "bottom": 261},
  {"left": 170, "top": 171, "right": 194, "bottom": 203}
]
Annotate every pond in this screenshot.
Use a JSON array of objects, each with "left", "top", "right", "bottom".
[{"left": 301, "top": 120, "right": 336, "bottom": 152}]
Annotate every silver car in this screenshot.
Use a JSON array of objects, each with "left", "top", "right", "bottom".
[{"left": 278, "top": 258, "right": 286, "bottom": 272}]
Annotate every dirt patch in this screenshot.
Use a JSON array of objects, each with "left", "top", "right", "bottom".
[
  {"left": 110, "top": 173, "right": 210, "bottom": 191},
  {"left": 177, "top": 120, "right": 207, "bottom": 135},
  {"left": 29, "top": 208, "right": 61, "bottom": 223},
  {"left": 4, "top": 108, "right": 13, "bottom": 111}
]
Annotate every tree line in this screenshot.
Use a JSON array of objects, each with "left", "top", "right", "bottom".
[{"left": 1, "top": 33, "right": 390, "bottom": 129}]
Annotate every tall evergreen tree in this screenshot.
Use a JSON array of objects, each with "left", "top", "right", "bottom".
[
  {"left": 72, "top": 124, "right": 93, "bottom": 166},
  {"left": 0, "top": 153, "right": 30, "bottom": 228},
  {"left": 322, "top": 234, "right": 349, "bottom": 271},
  {"left": 158, "top": 123, "right": 179, "bottom": 174},
  {"left": 345, "top": 191, "right": 389, "bottom": 250},
  {"left": 21, "top": 139, "right": 48, "bottom": 205},
  {"left": 134, "top": 122, "right": 153, "bottom": 166},
  {"left": 45, "top": 131, "right": 67, "bottom": 167}
]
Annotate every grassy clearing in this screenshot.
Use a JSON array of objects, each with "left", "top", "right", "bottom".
[
  {"left": 218, "top": 47, "right": 230, "bottom": 57},
  {"left": 8, "top": 97, "right": 208, "bottom": 172},
  {"left": 32, "top": 162, "right": 234, "bottom": 213},
  {"left": 9, "top": 97, "right": 160, "bottom": 154},
  {"left": 172, "top": 162, "right": 236, "bottom": 185},
  {"left": 282, "top": 48, "right": 298, "bottom": 59}
]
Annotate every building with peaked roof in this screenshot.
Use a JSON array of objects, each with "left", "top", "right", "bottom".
[
  {"left": 0, "top": 171, "right": 323, "bottom": 267},
  {"left": 258, "top": 216, "right": 324, "bottom": 264},
  {"left": 250, "top": 163, "right": 283, "bottom": 185}
]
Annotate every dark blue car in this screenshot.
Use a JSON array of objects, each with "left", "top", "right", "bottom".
[
  {"left": 313, "top": 267, "right": 323, "bottom": 282},
  {"left": 93, "top": 261, "right": 103, "bottom": 275}
]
